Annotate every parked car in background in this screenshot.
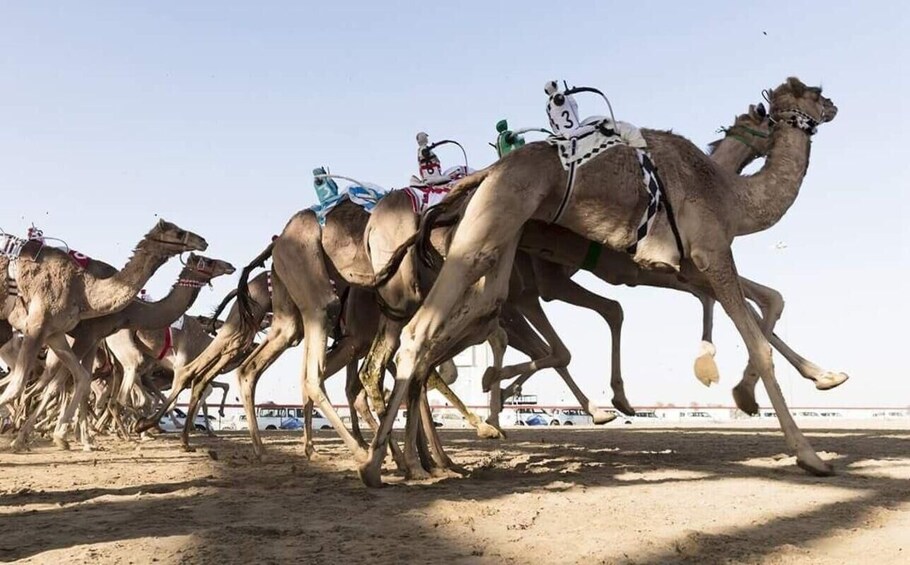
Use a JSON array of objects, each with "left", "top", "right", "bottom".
[
  {"left": 392, "top": 410, "right": 443, "bottom": 429},
  {"left": 501, "top": 407, "right": 558, "bottom": 427},
  {"left": 622, "top": 410, "right": 659, "bottom": 425},
  {"left": 158, "top": 408, "right": 214, "bottom": 432},
  {"left": 225, "top": 405, "right": 333, "bottom": 431},
  {"left": 551, "top": 408, "right": 593, "bottom": 426}
]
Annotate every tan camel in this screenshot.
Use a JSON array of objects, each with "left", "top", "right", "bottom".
[
  {"left": 0, "top": 220, "right": 207, "bottom": 436},
  {"left": 107, "top": 314, "right": 243, "bottom": 428},
  {"left": 357, "top": 105, "right": 775, "bottom": 453},
  {"left": 8, "top": 253, "right": 234, "bottom": 450},
  {"left": 133, "top": 271, "right": 274, "bottom": 438},
  {"left": 359, "top": 78, "right": 839, "bottom": 486},
  {"left": 494, "top": 103, "right": 845, "bottom": 414}
]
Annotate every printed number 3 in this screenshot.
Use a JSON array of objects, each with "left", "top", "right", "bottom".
[{"left": 561, "top": 110, "right": 574, "bottom": 129}]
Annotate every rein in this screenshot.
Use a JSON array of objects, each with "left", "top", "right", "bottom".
[{"left": 719, "top": 124, "right": 770, "bottom": 155}]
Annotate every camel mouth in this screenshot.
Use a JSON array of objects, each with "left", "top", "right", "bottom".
[
  {"left": 223, "top": 265, "right": 237, "bottom": 275},
  {"left": 823, "top": 105, "right": 838, "bottom": 122}
]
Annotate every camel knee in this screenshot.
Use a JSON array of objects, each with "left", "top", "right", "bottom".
[{"left": 602, "top": 301, "right": 624, "bottom": 328}]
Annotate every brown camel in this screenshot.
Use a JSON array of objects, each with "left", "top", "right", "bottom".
[
  {"left": 494, "top": 103, "right": 845, "bottom": 415},
  {"left": 359, "top": 78, "right": 839, "bottom": 486},
  {"left": 0, "top": 220, "right": 207, "bottom": 438},
  {"left": 133, "top": 271, "right": 275, "bottom": 439},
  {"left": 355, "top": 105, "right": 775, "bottom": 453},
  {"left": 8, "top": 253, "right": 233, "bottom": 450}
]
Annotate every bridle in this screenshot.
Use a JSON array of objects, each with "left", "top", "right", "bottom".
[
  {"left": 176, "top": 254, "right": 217, "bottom": 288},
  {"left": 720, "top": 123, "right": 770, "bottom": 155}
]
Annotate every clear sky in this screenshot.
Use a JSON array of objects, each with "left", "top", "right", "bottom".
[{"left": 2, "top": 2, "right": 908, "bottom": 409}]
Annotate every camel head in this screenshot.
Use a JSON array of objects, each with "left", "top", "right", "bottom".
[
  {"left": 766, "top": 77, "right": 838, "bottom": 133},
  {"left": 709, "top": 102, "right": 772, "bottom": 157},
  {"left": 182, "top": 253, "right": 236, "bottom": 282},
  {"left": 140, "top": 220, "right": 208, "bottom": 256}
]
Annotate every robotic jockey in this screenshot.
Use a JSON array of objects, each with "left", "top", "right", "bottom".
[
  {"left": 416, "top": 131, "right": 444, "bottom": 181},
  {"left": 312, "top": 166, "right": 339, "bottom": 204},
  {"left": 494, "top": 119, "right": 526, "bottom": 158},
  {"left": 545, "top": 80, "right": 582, "bottom": 137}
]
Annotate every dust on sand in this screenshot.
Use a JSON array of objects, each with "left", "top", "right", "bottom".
[{"left": 2, "top": 426, "right": 909, "bottom": 564}]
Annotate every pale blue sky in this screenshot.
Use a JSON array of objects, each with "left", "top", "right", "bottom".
[{"left": 2, "top": 2, "right": 907, "bottom": 408}]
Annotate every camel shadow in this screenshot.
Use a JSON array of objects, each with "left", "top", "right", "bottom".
[{"left": 0, "top": 427, "right": 907, "bottom": 562}]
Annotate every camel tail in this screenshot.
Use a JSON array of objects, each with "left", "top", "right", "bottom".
[
  {"left": 237, "top": 242, "right": 274, "bottom": 334},
  {"left": 207, "top": 288, "right": 238, "bottom": 333},
  {"left": 362, "top": 231, "right": 420, "bottom": 289},
  {"left": 416, "top": 167, "right": 492, "bottom": 269}
]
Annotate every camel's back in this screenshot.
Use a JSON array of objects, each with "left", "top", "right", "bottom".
[{"left": 322, "top": 200, "right": 373, "bottom": 283}]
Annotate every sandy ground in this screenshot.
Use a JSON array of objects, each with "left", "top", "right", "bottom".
[{"left": 1, "top": 426, "right": 909, "bottom": 564}]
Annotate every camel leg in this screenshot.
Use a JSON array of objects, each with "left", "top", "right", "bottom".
[
  {"left": 44, "top": 335, "right": 97, "bottom": 451},
  {"left": 428, "top": 372, "right": 502, "bottom": 439},
  {"left": 485, "top": 324, "right": 509, "bottom": 432},
  {"left": 518, "top": 284, "right": 618, "bottom": 420},
  {"left": 529, "top": 259, "right": 626, "bottom": 416},
  {"left": 10, "top": 358, "right": 65, "bottom": 451},
  {"left": 359, "top": 319, "right": 409, "bottom": 470},
  {"left": 693, "top": 248, "right": 831, "bottom": 476},
  {"left": 419, "top": 381, "right": 467, "bottom": 477},
  {"left": 742, "top": 278, "right": 848, "bottom": 390},
  {"left": 402, "top": 374, "right": 431, "bottom": 479},
  {"left": 234, "top": 319, "right": 299, "bottom": 460},
  {"left": 693, "top": 294, "right": 720, "bottom": 386},
  {"left": 179, "top": 388, "right": 210, "bottom": 452},
  {"left": 0, "top": 315, "right": 47, "bottom": 409},
  {"left": 769, "top": 333, "right": 849, "bottom": 390},
  {"left": 299, "top": 311, "right": 368, "bottom": 462},
  {"left": 344, "top": 361, "right": 369, "bottom": 449},
  {"left": 359, "top": 194, "right": 527, "bottom": 486}
]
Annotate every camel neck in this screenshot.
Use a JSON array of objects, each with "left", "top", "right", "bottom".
[
  {"left": 82, "top": 248, "right": 170, "bottom": 316},
  {"left": 125, "top": 268, "right": 206, "bottom": 331},
  {"left": 732, "top": 125, "right": 811, "bottom": 235},
  {"left": 710, "top": 135, "right": 760, "bottom": 174}
]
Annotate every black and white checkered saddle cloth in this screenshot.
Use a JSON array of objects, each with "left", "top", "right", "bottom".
[{"left": 546, "top": 119, "right": 680, "bottom": 256}]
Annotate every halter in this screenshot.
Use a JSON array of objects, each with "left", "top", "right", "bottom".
[
  {"left": 770, "top": 108, "right": 819, "bottom": 135},
  {"left": 175, "top": 255, "right": 217, "bottom": 288}
]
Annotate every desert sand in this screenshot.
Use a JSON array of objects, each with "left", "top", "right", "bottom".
[{"left": 2, "top": 426, "right": 908, "bottom": 564}]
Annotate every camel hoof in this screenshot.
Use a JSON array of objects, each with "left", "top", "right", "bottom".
[
  {"left": 732, "top": 384, "right": 759, "bottom": 416},
  {"left": 183, "top": 445, "right": 197, "bottom": 453},
  {"left": 611, "top": 397, "right": 636, "bottom": 417},
  {"left": 797, "top": 455, "right": 835, "bottom": 477},
  {"left": 133, "top": 418, "right": 155, "bottom": 434},
  {"left": 815, "top": 372, "right": 849, "bottom": 391},
  {"left": 9, "top": 438, "right": 28, "bottom": 452},
  {"left": 405, "top": 466, "right": 432, "bottom": 481},
  {"left": 304, "top": 445, "right": 318, "bottom": 460},
  {"left": 694, "top": 354, "right": 720, "bottom": 387},
  {"left": 358, "top": 455, "right": 385, "bottom": 488},
  {"left": 431, "top": 464, "right": 467, "bottom": 479},
  {"left": 480, "top": 367, "right": 498, "bottom": 393},
  {"left": 53, "top": 436, "right": 71, "bottom": 451},
  {"left": 81, "top": 444, "right": 98, "bottom": 453},
  {"left": 475, "top": 422, "right": 504, "bottom": 439},
  {"left": 592, "top": 409, "right": 617, "bottom": 425}
]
